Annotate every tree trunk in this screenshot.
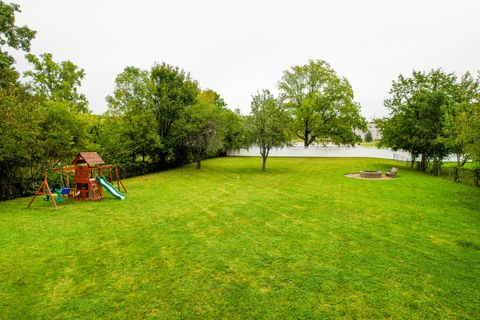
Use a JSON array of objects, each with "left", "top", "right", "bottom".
[
  {"left": 262, "top": 156, "right": 267, "bottom": 171},
  {"left": 454, "top": 154, "right": 466, "bottom": 182},
  {"left": 158, "top": 151, "right": 167, "bottom": 169},
  {"left": 432, "top": 157, "right": 439, "bottom": 176},
  {"left": 409, "top": 152, "right": 416, "bottom": 168},
  {"left": 420, "top": 154, "right": 427, "bottom": 172},
  {"left": 304, "top": 130, "right": 311, "bottom": 147},
  {"left": 304, "top": 119, "right": 310, "bottom": 147}
]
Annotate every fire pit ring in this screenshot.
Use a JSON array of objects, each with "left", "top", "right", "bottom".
[{"left": 360, "top": 170, "right": 382, "bottom": 179}]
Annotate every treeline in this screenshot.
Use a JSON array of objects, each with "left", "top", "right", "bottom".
[
  {"left": 377, "top": 69, "right": 480, "bottom": 183},
  {"left": 1, "top": 56, "right": 246, "bottom": 198},
  {"left": 0, "top": 56, "right": 245, "bottom": 198},
  {"left": 102, "top": 64, "right": 245, "bottom": 172}
]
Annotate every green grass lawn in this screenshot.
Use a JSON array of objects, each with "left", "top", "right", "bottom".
[{"left": 1, "top": 157, "right": 479, "bottom": 319}]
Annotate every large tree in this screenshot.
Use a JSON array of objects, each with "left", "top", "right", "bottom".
[
  {"left": 150, "top": 62, "right": 200, "bottom": 166},
  {"left": 21, "top": 53, "right": 92, "bottom": 167},
  {"left": 454, "top": 101, "right": 480, "bottom": 165},
  {"left": 379, "top": 69, "right": 478, "bottom": 174},
  {"left": 195, "top": 89, "right": 247, "bottom": 153},
  {"left": 0, "top": 0, "right": 35, "bottom": 87},
  {"left": 106, "top": 66, "right": 161, "bottom": 165},
  {"left": 220, "top": 107, "right": 246, "bottom": 152},
  {"left": 454, "top": 100, "right": 480, "bottom": 186},
  {"left": 179, "top": 90, "right": 225, "bottom": 169},
  {"left": 442, "top": 73, "right": 480, "bottom": 171},
  {"left": 465, "top": 104, "right": 480, "bottom": 164},
  {"left": 0, "top": 1, "right": 39, "bottom": 198},
  {"left": 278, "top": 59, "right": 366, "bottom": 147},
  {"left": 24, "top": 53, "right": 89, "bottom": 112},
  {"left": 247, "top": 90, "right": 290, "bottom": 171},
  {"left": 0, "top": 85, "right": 43, "bottom": 198},
  {"left": 106, "top": 63, "right": 230, "bottom": 171}
]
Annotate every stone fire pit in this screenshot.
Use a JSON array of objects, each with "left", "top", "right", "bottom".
[{"left": 360, "top": 170, "right": 382, "bottom": 179}]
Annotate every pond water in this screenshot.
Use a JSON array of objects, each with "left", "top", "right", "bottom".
[
  {"left": 228, "top": 143, "right": 409, "bottom": 160},
  {"left": 228, "top": 143, "right": 458, "bottom": 162}
]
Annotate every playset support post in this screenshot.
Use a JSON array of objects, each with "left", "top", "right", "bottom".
[
  {"left": 115, "top": 168, "right": 127, "bottom": 192},
  {"left": 27, "top": 172, "right": 57, "bottom": 209}
]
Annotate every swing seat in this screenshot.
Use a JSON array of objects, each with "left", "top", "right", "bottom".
[
  {"left": 61, "top": 188, "right": 71, "bottom": 195},
  {"left": 53, "top": 188, "right": 64, "bottom": 203}
]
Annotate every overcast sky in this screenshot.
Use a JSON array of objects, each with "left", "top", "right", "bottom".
[{"left": 10, "top": 0, "right": 480, "bottom": 118}]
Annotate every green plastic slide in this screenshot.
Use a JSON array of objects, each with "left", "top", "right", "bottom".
[{"left": 96, "top": 176, "right": 126, "bottom": 200}]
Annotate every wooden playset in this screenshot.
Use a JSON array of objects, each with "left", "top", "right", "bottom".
[{"left": 28, "top": 152, "right": 126, "bottom": 209}]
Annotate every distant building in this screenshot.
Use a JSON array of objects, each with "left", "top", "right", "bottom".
[{"left": 355, "top": 122, "right": 382, "bottom": 141}]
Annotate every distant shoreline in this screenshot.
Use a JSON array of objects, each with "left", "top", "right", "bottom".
[{"left": 228, "top": 144, "right": 458, "bottom": 162}]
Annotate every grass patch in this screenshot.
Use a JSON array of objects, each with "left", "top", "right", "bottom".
[{"left": 1, "top": 157, "right": 479, "bottom": 319}]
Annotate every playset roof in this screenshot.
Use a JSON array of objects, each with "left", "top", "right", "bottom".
[{"left": 72, "top": 152, "right": 105, "bottom": 165}]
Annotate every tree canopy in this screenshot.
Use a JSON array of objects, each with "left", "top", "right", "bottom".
[
  {"left": 24, "top": 53, "right": 89, "bottom": 113},
  {"left": 247, "top": 90, "right": 290, "bottom": 170},
  {"left": 179, "top": 90, "right": 226, "bottom": 169},
  {"left": 105, "top": 65, "right": 244, "bottom": 172},
  {"left": 106, "top": 66, "right": 160, "bottom": 167},
  {"left": 379, "top": 69, "right": 480, "bottom": 174},
  {"left": 278, "top": 60, "right": 366, "bottom": 147},
  {"left": 0, "top": 0, "right": 35, "bottom": 87}
]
